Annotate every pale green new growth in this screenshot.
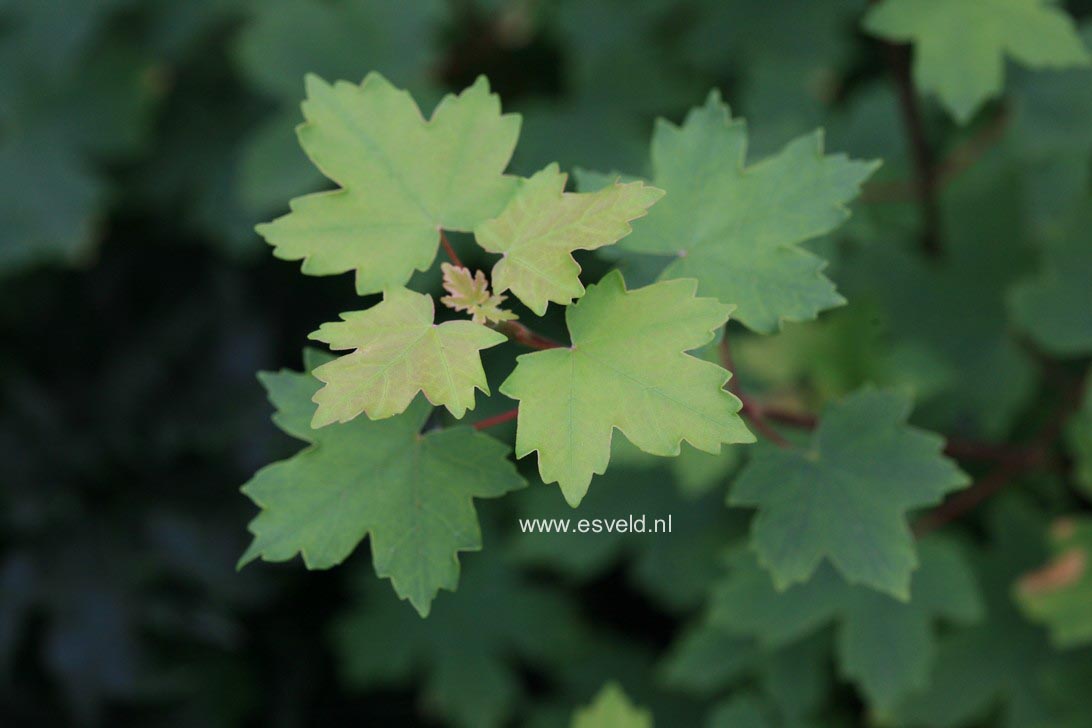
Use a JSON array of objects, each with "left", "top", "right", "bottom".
[
  {"left": 1016, "top": 517, "right": 1092, "bottom": 647},
  {"left": 256, "top": 72, "right": 520, "bottom": 294},
  {"left": 591, "top": 92, "right": 877, "bottom": 333},
  {"left": 475, "top": 164, "right": 664, "bottom": 315},
  {"left": 865, "top": 0, "right": 1090, "bottom": 123},
  {"left": 239, "top": 358, "right": 525, "bottom": 616},
  {"left": 309, "top": 288, "right": 506, "bottom": 426},
  {"left": 439, "top": 262, "right": 518, "bottom": 325},
  {"left": 730, "top": 388, "right": 969, "bottom": 599},
  {"left": 571, "top": 683, "right": 653, "bottom": 728},
  {"left": 500, "top": 270, "right": 754, "bottom": 507}
]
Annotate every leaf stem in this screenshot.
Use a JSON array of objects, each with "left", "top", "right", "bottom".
[
  {"left": 439, "top": 230, "right": 464, "bottom": 268},
  {"left": 494, "top": 320, "right": 563, "bottom": 350},
  {"left": 473, "top": 407, "right": 519, "bottom": 430}
]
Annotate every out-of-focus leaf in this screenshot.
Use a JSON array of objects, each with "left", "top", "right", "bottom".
[
  {"left": 1017, "top": 517, "right": 1092, "bottom": 647},
  {"left": 582, "top": 92, "right": 878, "bottom": 334},
  {"left": 709, "top": 539, "right": 981, "bottom": 715},
  {"left": 730, "top": 388, "right": 969, "bottom": 598},
  {"left": 864, "top": 0, "right": 1090, "bottom": 123},
  {"left": 333, "top": 553, "right": 586, "bottom": 728},
  {"left": 571, "top": 682, "right": 653, "bottom": 728}
]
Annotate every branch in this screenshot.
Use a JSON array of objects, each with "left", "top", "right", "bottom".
[
  {"left": 439, "top": 230, "right": 464, "bottom": 268},
  {"left": 880, "top": 39, "right": 942, "bottom": 257},
  {"left": 729, "top": 396, "right": 1039, "bottom": 467},
  {"left": 473, "top": 407, "right": 519, "bottom": 430},
  {"left": 914, "top": 372, "right": 1087, "bottom": 536},
  {"left": 494, "top": 320, "right": 563, "bottom": 351}
]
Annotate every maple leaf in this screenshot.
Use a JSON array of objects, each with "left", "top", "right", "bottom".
[
  {"left": 708, "top": 539, "right": 981, "bottom": 714},
  {"left": 308, "top": 288, "right": 506, "bottom": 426},
  {"left": 1016, "top": 517, "right": 1092, "bottom": 647},
  {"left": 891, "top": 497, "right": 1079, "bottom": 727},
  {"left": 333, "top": 553, "right": 586, "bottom": 728},
  {"left": 662, "top": 624, "right": 830, "bottom": 725},
  {"left": 1009, "top": 221, "right": 1092, "bottom": 356},
  {"left": 256, "top": 72, "right": 520, "bottom": 294},
  {"left": 571, "top": 683, "right": 653, "bottom": 728},
  {"left": 729, "top": 388, "right": 969, "bottom": 598},
  {"left": 238, "top": 352, "right": 525, "bottom": 616},
  {"left": 474, "top": 163, "right": 664, "bottom": 315},
  {"left": 864, "top": 0, "right": 1090, "bottom": 123},
  {"left": 439, "top": 262, "right": 517, "bottom": 325},
  {"left": 579, "top": 92, "right": 878, "bottom": 333},
  {"left": 500, "top": 270, "right": 754, "bottom": 506}
]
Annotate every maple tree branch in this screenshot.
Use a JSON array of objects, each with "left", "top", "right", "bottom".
[
  {"left": 880, "top": 39, "right": 942, "bottom": 258},
  {"left": 724, "top": 392, "right": 1043, "bottom": 467},
  {"left": 494, "top": 320, "right": 563, "bottom": 351},
  {"left": 914, "top": 372, "right": 1087, "bottom": 536},
  {"left": 473, "top": 407, "right": 519, "bottom": 430},
  {"left": 439, "top": 230, "right": 464, "bottom": 268}
]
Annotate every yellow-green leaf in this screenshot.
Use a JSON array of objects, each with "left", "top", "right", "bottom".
[
  {"left": 309, "top": 288, "right": 506, "bottom": 426},
  {"left": 475, "top": 164, "right": 663, "bottom": 315},
  {"left": 257, "top": 72, "right": 520, "bottom": 294}
]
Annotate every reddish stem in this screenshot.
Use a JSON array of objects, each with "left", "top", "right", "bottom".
[
  {"left": 883, "top": 40, "right": 942, "bottom": 258},
  {"left": 726, "top": 395, "right": 1041, "bottom": 468},
  {"left": 914, "top": 373, "right": 1086, "bottom": 536},
  {"left": 495, "top": 320, "right": 563, "bottom": 351},
  {"left": 439, "top": 230, "right": 464, "bottom": 268},
  {"left": 473, "top": 408, "right": 519, "bottom": 430}
]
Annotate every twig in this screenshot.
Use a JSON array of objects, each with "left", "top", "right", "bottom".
[
  {"left": 494, "top": 320, "right": 563, "bottom": 350},
  {"left": 881, "top": 39, "right": 942, "bottom": 257},
  {"left": 473, "top": 407, "right": 519, "bottom": 430},
  {"left": 439, "top": 230, "right": 464, "bottom": 268},
  {"left": 912, "top": 461, "right": 1033, "bottom": 537},
  {"left": 914, "top": 372, "right": 1087, "bottom": 536}
]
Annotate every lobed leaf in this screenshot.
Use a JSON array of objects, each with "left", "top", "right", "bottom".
[
  {"left": 257, "top": 72, "right": 520, "bottom": 294},
  {"left": 475, "top": 163, "right": 664, "bottom": 315},
  {"left": 580, "top": 92, "right": 877, "bottom": 333},
  {"left": 864, "top": 0, "right": 1090, "bottom": 122},
  {"left": 309, "top": 288, "right": 506, "bottom": 426},
  {"left": 729, "top": 388, "right": 969, "bottom": 598},
  {"left": 500, "top": 270, "right": 754, "bottom": 506},
  {"left": 239, "top": 356, "right": 525, "bottom": 616}
]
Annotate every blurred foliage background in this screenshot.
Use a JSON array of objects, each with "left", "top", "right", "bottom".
[{"left": 3, "top": 0, "right": 1092, "bottom": 726}]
